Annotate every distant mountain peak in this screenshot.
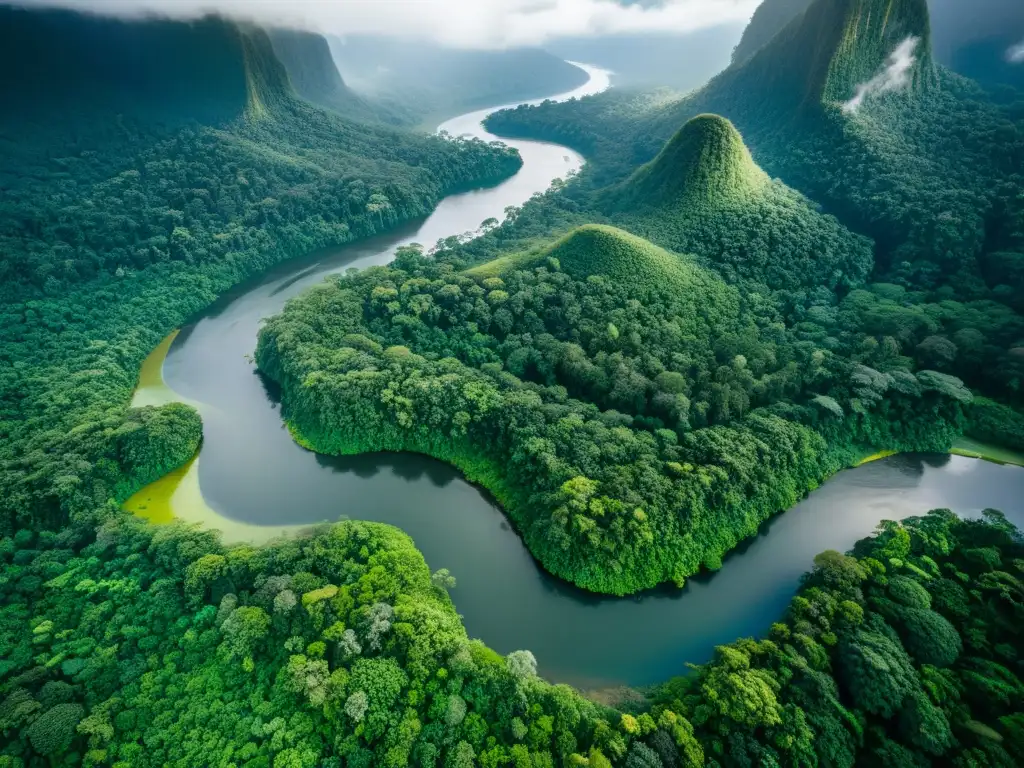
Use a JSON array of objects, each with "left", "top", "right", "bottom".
[{"left": 617, "top": 114, "right": 768, "bottom": 208}]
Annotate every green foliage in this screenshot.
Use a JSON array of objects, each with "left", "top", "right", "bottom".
[
  {"left": 258, "top": 240, "right": 965, "bottom": 593},
  {"left": 652, "top": 510, "right": 1024, "bottom": 767},
  {"left": 889, "top": 606, "right": 963, "bottom": 668},
  {"left": 839, "top": 624, "right": 919, "bottom": 717},
  {"left": 482, "top": 0, "right": 1024, "bottom": 402},
  {"left": 601, "top": 114, "right": 874, "bottom": 298},
  {"left": 24, "top": 703, "right": 84, "bottom": 756},
  {"left": 2, "top": 4, "right": 1023, "bottom": 768},
  {"left": 613, "top": 115, "right": 768, "bottom": 207},
  {"left": 967, "top": 397, "right": 1024, "bottom": 452},
  {"left": 887, "top": 575, "right": 932, "bottom": 609},
  {"left": 0, "top": 7, "right": 521, "bottom": 536},
  {"left": 0, "top": 515, "right": 647, "bottom": 766}
]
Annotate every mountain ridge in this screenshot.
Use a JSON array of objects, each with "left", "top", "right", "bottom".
[{"left": 0, "top": 7, "right": 295, "bottom": 130}]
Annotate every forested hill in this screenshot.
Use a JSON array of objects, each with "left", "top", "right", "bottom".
[
  {"left": 601, "top": 115, "right": 874, "bottom": 296},
  {"left": 0, "top": 7, "right": 285, "bottom": 131},
  {"left": 258, "top": 232, "right": 968, "bottom": 595},
  {"left": 0, "top": 6, "right": 522, "bottom": 535},
  {"left": 485, "top": 0, "right": 1024, "bottom": 405},
  {"left": 612, "top": 114, "right": 769, "bottom": 206},
  {"left": 267, "top": 27, "right": 406, "bottom": 125}
]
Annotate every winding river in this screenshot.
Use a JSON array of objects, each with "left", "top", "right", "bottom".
[{"left": 127, "top": 63, "right": 1024, "bottom": 688}]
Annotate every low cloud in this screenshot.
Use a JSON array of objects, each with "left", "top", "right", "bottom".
[
  {"left": 842, "top": 36, "right": 920, "bottom": 114},
  {"left": 1008, "top": 40, "right": 1024, "bottom": 63},
  {"left": 15, "top": 0, "right": 761, "bottom": 49}
]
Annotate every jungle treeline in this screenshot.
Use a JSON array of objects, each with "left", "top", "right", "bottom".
[{"left": 3, "top": 1, "right": 1024, "bottom": 767}]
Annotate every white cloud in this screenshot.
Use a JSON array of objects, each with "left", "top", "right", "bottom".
[
  {"left": 1008, "top": 40, "right": 1024, "bottom": 63},
  {"left": 842, "top": 36, "right": 920, "bottom": 114},
  {"left": 15, "top": 0, "right": 761, "bottom": 49}
]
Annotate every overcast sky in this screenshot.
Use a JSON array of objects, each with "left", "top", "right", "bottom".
[{"left": 17, "top": 0, "right": 761, "bottom": 48}]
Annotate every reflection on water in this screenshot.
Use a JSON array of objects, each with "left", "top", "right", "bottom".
[{"left": 129, "top": 62, "right": 1024, "bottom": 687}]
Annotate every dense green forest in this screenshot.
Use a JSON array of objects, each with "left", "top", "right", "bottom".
[
  {"left": 0, "top": 7, "right": 521, "bottom": 534},
  {"left": 3, "top": 492, "right": 1022, "bottom": 766},
  {"left": 484, "top": 0, "right": 1024, "bottom": 403},
  {"left": 257, "top": 234, "right": 969, "bottom": 594},
  {"left": 4, "top": 0, "right": 1024, "bottom": 766}
]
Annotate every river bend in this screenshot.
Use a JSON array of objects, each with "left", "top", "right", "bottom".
[{"left": 133, "top": 64, "right": 1024, "bottom": 687}]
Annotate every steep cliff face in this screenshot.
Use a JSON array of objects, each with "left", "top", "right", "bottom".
[
  {"left": 267, "top": 28, "right": 388, "bottom": 121},
  {"left": 731, "top": 0, "right": 815, "bottom": 65},
  {"left": 715, "top": 0, "right": 934, "bottom": 114},
  {"left": 0, "top": 7, "right": 292, "bottom": 129}
]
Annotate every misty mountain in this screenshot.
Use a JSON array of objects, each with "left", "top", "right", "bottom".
[
  {"left": 0, "top": 6, "right": 285, "bottom": 129},
  {"left": 731, "top": 0, "right": 813, "bottom": 65},
  {"left": 545, "top": 25, "right": 744, "bottom": 90},
  {"left": 328, "top": 35, "right": 589, "bottom": 124},
  {"left": 266, "top": 28, "right": 413, "bottom": 125},
  {"left": 928, "top": 0, "right": 1024, "bottom": 90}
]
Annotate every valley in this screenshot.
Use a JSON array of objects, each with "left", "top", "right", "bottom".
[{"left": 3, "top": 1, "right": 1024, "bottom": 766}]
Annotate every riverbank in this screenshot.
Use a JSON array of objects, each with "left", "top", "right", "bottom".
[
  {"left": 952, "top": 436, "right": 1024, "bottom": 467},
  {"left": 115, "top": 60, "right": 1024, "bottom": 685},
  {"left": 119, "top": 65, "right": 613, "bottom": 545}
]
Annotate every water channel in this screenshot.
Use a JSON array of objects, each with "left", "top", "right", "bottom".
[{"left": 128, "top": 63, "right": 1024, "bottom": 688}]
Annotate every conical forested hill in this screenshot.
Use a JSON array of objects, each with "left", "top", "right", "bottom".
[
  {"left": 602, "top": 115, "right": 874, "bottom": 296},
  {"left": 613, "top": 114, "right": 769, "bottom": 207},
  {"left": 466, "top": 223, "right": 740, "bottom": 305}
]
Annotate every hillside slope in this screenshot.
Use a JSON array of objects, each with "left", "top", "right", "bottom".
[
  {"left": 615, "top": 114, "right": 769, "bottom": 206},
  {"left": 731, "top": 0, "right": 814, "bottom": 65},
  {"left": 603, "top": 114, "right": 873, "bottom": 294}
]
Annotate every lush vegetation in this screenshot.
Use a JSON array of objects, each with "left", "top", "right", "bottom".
[
  {"left": 599, "top": 114, "right": 874, "bottom": 307},
  {"left": 4, "top": 1, "right": 1024, "bottom": 766},
  {"left": 967, "top": 398, "right": 1024, "bottom": 453},
  {"left": 655, "top": 508, "right": 1024, "bottom": 768},
  {"left": 257, "top": 234, "right": 969, "bottom": 594},
  {"left": 0, "top": 512, "right": 692, "bottom": 768},
  {"left": 485, "top": 0, "right": 1024, "bottom": 406},
  {"left": 0, "top": 8, "right": 521, "bottom": 536},
  {"left": 3, "top": 498, "right": 1022, "bottom": 767}
]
